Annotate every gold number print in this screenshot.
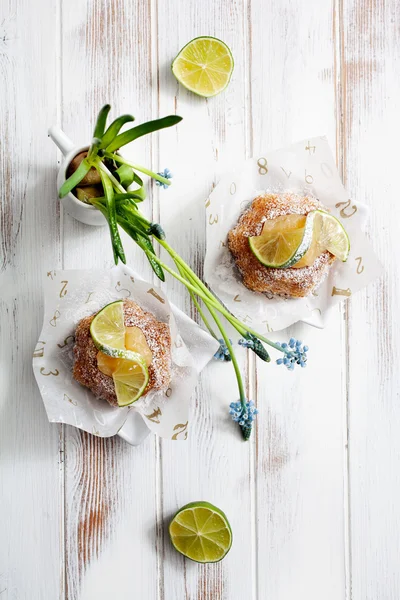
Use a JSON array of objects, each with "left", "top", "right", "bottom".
[
  {"left": 257, "top": 157, "right": 268, "bottom": 175},
  {"left": 262, "top": 320, "right": 273, "bottom": 333},
  {"left": 305, "top": 141, "right": 316, "bottom": 155},
  {"left": 33, "top": 341, "right": 46, "bottom": 358},
  {"left": 64, "top": 393, "right": 77, "bottom": 406},
  {"left": 233, "top": 294, "right": 241, "bottom": 302},
  {"left": 209, "top": 214, "right": 218, "bottom": 225},
  {"left": 332, "top": 286, "right": 352, "bottom": 297},
  {"left": 59, "top": 280, "right": 68, "bottom": 298},
  {"left": 85, "top": 291, "right": 95, "bottom": 303},
  {"left": 115, "top": 281, "right": 131, "bottom": 297},
  {"left": 305, "top": 170, "right": 314, "bottom": 185},
  {"left": 280, "top": 167, "right": 292, "bottom": 179},
  {"left": 172, "top": 421, "right": 188, "bottom": 441},
  {"left": 355, "top": 257, "right": 364, "bottom": 274},
  {"left": 40, "top": 367, "right": 59, "bottom": 377},
  {"left": 335, "top": 199, "right": 357, "bottom": 219},
  {"left": 205, "top": 198, "right": 211, "bottom": 209},
  {"left": 147, "top": 288, "right": 165, "bottom": 304},
  {"left": 49, "top": 310, "right": 60, "bottom": 327},
  {"left": 57, "top": 335, "right": 75, "bottom": 349},
  {"left": 230, "top": 182, "right": 236, "bottom": 195},
  {"left": 144, "top": 407, "right": 162, "bottom": 424}
]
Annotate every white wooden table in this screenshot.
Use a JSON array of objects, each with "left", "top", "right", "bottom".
[{"left": 1, "top": 1, "right": 397, "bottom": 598}]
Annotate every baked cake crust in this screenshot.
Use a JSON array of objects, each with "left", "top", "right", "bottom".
[
  {"left": 228, "top": 193, "right": 335, "bottom": 298},
  {"left": 73, "top": 299, "right": 171, "bottom": 406}
]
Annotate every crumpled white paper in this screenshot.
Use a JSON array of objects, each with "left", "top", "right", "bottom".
[
  {"left": 204, "top": 136, "right": 383, "bottom": 331},
  {"left": 32, "top": 266, "right": 219, "bottom": 439}
]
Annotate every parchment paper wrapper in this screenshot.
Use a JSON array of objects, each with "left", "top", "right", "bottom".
[
  {"left": 33, "top": 266, "right": 219, "bottom": 439},
  {"left": 204, "top": 136, "right": 383, "bottom": 331}
]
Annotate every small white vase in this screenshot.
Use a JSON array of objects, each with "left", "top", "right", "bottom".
[{"left": 48, "top": 125, "right": 107, "bottom": 227}]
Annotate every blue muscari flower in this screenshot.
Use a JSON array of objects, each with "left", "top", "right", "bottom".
[
  {"left": 213, "top": 338, "right": 232, "bottom": 362},
  {"left": 155, "top": 168, "right": 173, "bottom": 188},
  {"left": 276, "top": 338, "right": 309, "bottom": 371},
  {"left": 229, "top": 400, "right": 259, "bottom": 441},
  {"left": 238, "top": 338, "right": 254, "bottom": 349}
]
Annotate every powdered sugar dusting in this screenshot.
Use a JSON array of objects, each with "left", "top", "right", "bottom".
[
  {"left": 73, "top": 299, "right": 171, "bottom": 407},
  {"left": 228, "top": 193, "right": 335, "bottom": 297}
]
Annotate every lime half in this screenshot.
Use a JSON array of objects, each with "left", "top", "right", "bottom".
[
  {"left": 169, "top": 501, "right": 232, "bottom": 563},
  {"left": 293, "top": 210, "right": 350, "bottom": 268},
  {"left": 90, "top": 300, "right": 126, "bottom": 356},
  {"left": 172, "top": 37, "right": 234, "bottom": 97},
  {"left": 249, "top": 213, "right": 315, "bottom": 268}
]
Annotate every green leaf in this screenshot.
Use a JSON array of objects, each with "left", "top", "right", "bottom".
[
  {"left": 93, "top": 104, "right": 111, "bottom": 138},
  {"left": 97, "top": 167, "right": 126, "bottom": 264},
  {"left": 100, "top": 114, "right": 135, "bottom": 149},
  {"left": 117, "top": 217, "right": 165, "bottom": 281},
  {"left": 116, "top": 164, "right": 135, "bottom": 189},
  {"left": 59, "top": 159, "right": 91, "bottom": 198},
  {"left": 87, "top": 137, "right": 102, "bottom": 161},
  {"left": 106, "top": 115, "right": 183, "bottom": 152}
]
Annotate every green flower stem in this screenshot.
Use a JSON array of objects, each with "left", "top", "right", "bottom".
[
  {"left": 173, "top": 258, "right": 246, "bottom": 409},
  {"left": 104, "top": 152, "right": 171, "bottom": 186},
  {"left": 206, "top": 303, "right": 247, "bottom": 409},
  {"left": 161, "top": 240, "right": 284, "bottom": 352},
  {"left": 175, "top": 262, "right": 219, "bottom": 340},
  {"left": 95, "top": 159, "right": 126, "bottom": 194},
  {"left": 91, "top": 161, "right": 284, "bottom": 355}
]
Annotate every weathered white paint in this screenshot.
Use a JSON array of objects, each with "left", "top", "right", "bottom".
[{"left": 0, "top": 0, "right": 396, "bottom": 599}]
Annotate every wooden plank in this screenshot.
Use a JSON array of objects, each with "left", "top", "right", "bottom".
[
  {"left": 156, "top": 1, "right": 255, "bottom": 598},
  {"left": 250, "top": 1, "right": 347, "bottom": 598},
  {"left": 60, "top": 0, "right": 159, "bottom": 597},
  {"left": 341, "top": 1, "right": 400, "bottom": 598},
  {"left": 0, "top": 0, "right": 62, "bottom": 598}
]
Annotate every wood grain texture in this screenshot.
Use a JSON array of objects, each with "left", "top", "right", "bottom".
[
  {"left": 341, "top": 1, "right": 400, "bottom": 598},
  {"left": 250, "top": 2, "right": 347, "bottom": 598},
  {"left": 1, "top": 0, "right": 399, "bottom": 599},
  {"left": 60, "top": 0, "right": 159, "bottom": 598},
  {"left": 0, "top": 1, "right": 62, "bottom": 599},
  {"left": 156, "top": 1, "right": 254, "bottom": 598}
]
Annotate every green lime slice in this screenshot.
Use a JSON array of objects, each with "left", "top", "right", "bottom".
[
  {"left": 293, "top": 210, "right": 350, "bottom": 267},
  {"left": 90, "top": 300, "right": 126, "bottom": 356},
  {"left": 169, "top": 501, "right": 232, "bottom": 563},
  {"left": 249, "top": 213, "right": 315, "bottom": 268},
  {"left": 315, "top": 210, "right": 350, "bottom": 261},
  {"left": 112, "top": 352, "right": 149, "bottom": 406},
  {"left": 91, "top": 301, "right": 150, "bottom": 405},
  {"left": 172, "top": 37, "right": 234, "bottom": 98}
]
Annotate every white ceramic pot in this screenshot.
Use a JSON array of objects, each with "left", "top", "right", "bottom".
[{"left": 48, "top": 125, "right": 107, "bottom": 227}]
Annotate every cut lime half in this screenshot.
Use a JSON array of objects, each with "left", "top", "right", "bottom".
[
  {"left": 172, "top": 37, "right": 234, "bottom": 97},
  {"left": 90, "top": 300, "right": 126, "bottom": 356},
  {"left": 169, "top": 501, "right": 232, "bottom": 563},
  {"left": 249, "top": 213, "right": 315, "bottom": 268}
]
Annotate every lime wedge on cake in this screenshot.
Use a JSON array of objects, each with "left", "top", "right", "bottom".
[
  {"left": 169, "top": 501, "right": 232, "bottom": 563},
  {"left": 249, "top": 213, "right": 315, "bottom": 268},
  {"left": 90, "top": 300, "right": 126, "bottom": 355},
  {"left": 249, "top": 210, "right": 350, "bottom": 269},
  {"left": 172, "top": 37, "right": 234, "bottom": 97},
  {"left": 293, "top": 210, "right": 350, "bottom": 268},
  {"left": 90, "top": 301, "right": 150, "bottom": 406}
]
